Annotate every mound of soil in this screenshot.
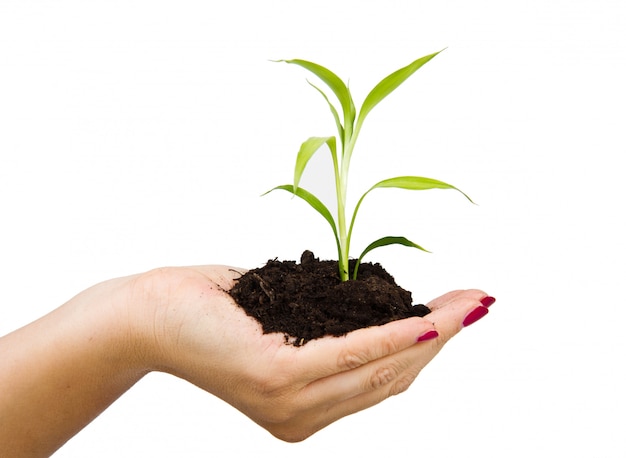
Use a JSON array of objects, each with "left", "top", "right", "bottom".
[{"left": 229, "top": 250, "right": 431, "bottom": 346}]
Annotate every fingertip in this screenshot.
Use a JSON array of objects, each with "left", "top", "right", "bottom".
[
  {"left": 427, "top": 289, "right": 488, "bottom": 311},
  {"left": 462, "top": 305, "right": 489, "bottom": 327},
  {"left": 461, "top": 296, "right": 495, "bottom": 327},
  {"left": 380, "top": 316, "right": 439, "bottom": 349},
  {"left": 416, "top": 329, "right": 439, "bottom": 342},
  {"left": 344, "top": 317, "right": 438, "bottom": 364},
  {"left": 480, "top": 296, "right": 496, "bottom": 308}
]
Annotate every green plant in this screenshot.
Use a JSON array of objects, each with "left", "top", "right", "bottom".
[{"left": 266, "top": 50, "right": 473, "bottom": 281}]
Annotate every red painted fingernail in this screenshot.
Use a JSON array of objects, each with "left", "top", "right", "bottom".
[
  {"left": 480, "top": 296, "right": 496, "bottom": 307},
  {"left": 416, "top": 329, "right": 439, "bottom": 342},
  {"left": 462, "top": 306, "right": 489, "bottom": 327}
]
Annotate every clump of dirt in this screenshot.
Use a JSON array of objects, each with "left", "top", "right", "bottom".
[{"left": 229, "top": 250, "right": 431, "bottom": 346}]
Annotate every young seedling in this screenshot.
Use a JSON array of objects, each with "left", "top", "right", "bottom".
[{"left": 266, "top": 50, "right": 473, "bottom": 281}]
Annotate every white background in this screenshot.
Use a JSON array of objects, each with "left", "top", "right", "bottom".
[{"left": 1, "top": 0, "right": 625, "bottom": 456}]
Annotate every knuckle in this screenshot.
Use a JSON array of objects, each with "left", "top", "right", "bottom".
[
  {"left": 388, "top": 372, "right": 418, "bottom": 396},
  {"left": 369, "top": 365, "right": 399, "bottom": 390},
  {"left": 367, "top": 359, "right": 420, "bottom": 395},
  {"left": 377, "top": 332, "right": 403, "bottom": 358},
  {"left": 336, "top": 331, "right": 402, "bottom": 371},
  {"left": 337, "top": 347, "right": 371, "bottom": 370}
]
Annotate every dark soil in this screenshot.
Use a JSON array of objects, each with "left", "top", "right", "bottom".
[{"left": 229, "top": 250, "right": 431, "bottom": 346}]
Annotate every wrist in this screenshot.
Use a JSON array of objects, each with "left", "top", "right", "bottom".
[
  {"left": 68, "top": 274, "right": 155, "bottom": 379},
  {"left": 123, "top": 267, "right": 211, "bottom": 374},
  {"left": 114, "top": 269, "right": 173, "bottom": 373}
]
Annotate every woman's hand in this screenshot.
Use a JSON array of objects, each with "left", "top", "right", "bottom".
[
  {"left": 0, "top": 265, "right": 494, "bottom": 456},
  {"left": 134, "top": 266, "right": 494, "bottom": 442}
]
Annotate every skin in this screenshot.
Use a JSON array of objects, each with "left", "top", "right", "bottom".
[{"left": 0, "top": 265, "right": 492, "bottom": 456}]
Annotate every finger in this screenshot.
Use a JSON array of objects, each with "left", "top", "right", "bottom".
[
  {"left": 272, "top": 291, "right": 497, "bottom": 441},
  {"left": 426, "top": 290, "right": 495, "bottom": 341},
  {"left": 325, "top": 290, "right": 497, "bottom": 415},
  {"left": 426, "top": 289, "right": 487, "bottom": 311},
  {"left": 299, "top": 340, "right": 427, "bottom": 409},
  {"left": 288, "top": 338, "right": 442, "bottom": 439},
  {"left": 292, "top": 316, "right": 438, "bottom": 384},
  {"left": 297, "top": 291, "right": 496, "bottom": 411}
]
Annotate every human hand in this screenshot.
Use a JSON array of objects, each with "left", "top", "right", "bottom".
[{"left": 134, "top": 266, "right": 495, "bottom": 442}]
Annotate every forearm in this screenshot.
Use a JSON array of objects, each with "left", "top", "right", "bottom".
[{"left": 0, "top": 275, "right": 150, "bottom": 457}]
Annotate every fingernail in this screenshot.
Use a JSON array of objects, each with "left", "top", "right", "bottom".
[
  {"left": 416, "top": 329, "right": 439, "bottom": 342},
  {"left": 462, "top": 306, "right": 489, "bottom": 327},
  {"left": 480, "top": 296, "right": 496, "bottom": 307}
]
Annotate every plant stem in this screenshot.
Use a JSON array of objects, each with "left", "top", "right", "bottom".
[
  {"left": 336, "top": 152, "right": 348, "bottom": 281},
  {"left": 336, "top": 134, "right": 357, "bottom": 281},
  {"left": 331, "top": 141, "right": 348, "bottom": 281}
]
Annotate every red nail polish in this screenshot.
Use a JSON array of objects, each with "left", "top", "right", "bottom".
[
  {"left": 416, "top": 330, "right": 439, "bottom": 342},
  {"left": 480, "top": 296, "right": 496, "bottom": 307},
  {"left": 462, "top": 306, "right": 489, "bottom": 327}
]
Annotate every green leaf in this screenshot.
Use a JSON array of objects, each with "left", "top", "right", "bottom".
[
  {"left": 294, "top": 137, "right": 337, "bottom": 192},
  {"left": 355, "top": 50, "right": 444, "bottom": 134},
  {"left": 347, "top": 175, "right": 473, "bottom": 250},
  {"left": 263, "top": 184, "right": 340, "bottom": 253},
  {"left": 353, "top": 236, "right": 429, "bottom": 279},
  {"left": 368, "top": 176, "right": 474, "bottom": 202},
  {"left": 278, "top": 59, "right": 356, "bottom": 144},
  {"left": 307, "top": 81, "right": 344, "bottom": 142}
]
